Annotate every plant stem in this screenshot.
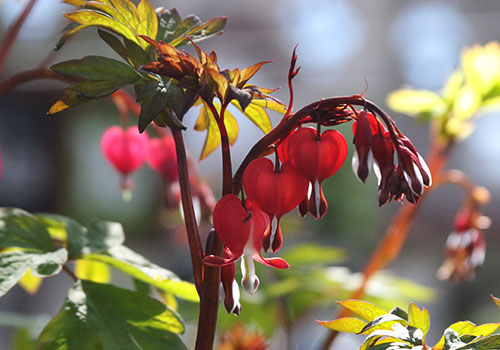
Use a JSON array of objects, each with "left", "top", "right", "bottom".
[
  {"left": 319, "top": 139, "right": 453, "bottom": 350},
  {"left": 62, "top": 264, "right": 78, "bottom": 282},
  {"left": 0, "top": 68, "right": 75, "bottom": 95},
  {"left": 195, "top": 102, "right": 232, "bottom": 350},
  {"left": 171, "top": 128, "right": 204, "bottom": 292},
  {"left": 0, "top": 0, "right": 38, "bottom": 78}
]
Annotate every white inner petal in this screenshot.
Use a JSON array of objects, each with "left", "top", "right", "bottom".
[{"left": 314, "top": 180, "right": 321, "bottom": 217}]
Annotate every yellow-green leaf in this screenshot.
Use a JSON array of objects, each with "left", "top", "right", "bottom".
[
  {"left": 75, "top": 259, "right": 111, "bottom": 283},
  {"left": 196, "top": 103, "right": 239, "bottom": 160},
  {"left": 233, "top": 101, "right": 272, "bottom": 133},
  {"left": 317, "top": 317, "right": 367, "bottom": 333},
  {"left": 443, "top": 71, "right": 464, "bottom": 102},
  {"left": 434, "top": 321, "right": 476, "bottom": 350},
  {"left": 408, "top": 302, "right": 430, "bottom": 336},
  {"left": 471, "top": 323, "right": 500, "bottom": 337},
  {"left": 137, "top": 0, "right": 158, "bottom": 39},
  {"left": 64, "top": 10, "right": 140, "bottom": 45},
  {"left": 452, "top": 84, "right": 482, "bottom": 120},
  {"left": 337, "top": 300, "right": 388, "bottom": 322},
  {"left": 461, "top": 41, "right": 500, "bottom": 95},
  {"left": 18, "top": 268, "right": 42, "bottom": 295},
  {"left": 386, "top": 89, "right": 447, "bottom": 117},
  {"left": 249, "top": 98, "right": 287, "bottom": 114}
]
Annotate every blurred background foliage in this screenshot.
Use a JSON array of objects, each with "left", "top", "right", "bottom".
[{"left": 1, "top": 0, "right": 500, "bottom": 349}]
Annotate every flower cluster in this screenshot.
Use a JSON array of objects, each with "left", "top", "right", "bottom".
[
  {"left": 352, "top": 110, "right": 432, "bottom": 205},
  {"left": 100, "top": 125, "right": 214, "bottom": 213},
  {"left": 437, "top": 205, "right": 488, "bottom": 281}
]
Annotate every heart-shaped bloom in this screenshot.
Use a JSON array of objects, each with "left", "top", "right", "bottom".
[
  {"left": 288, "top": 127, "right": 347, "bottom": 219},
  {"left": 204, "top": 194, "right": 289, "bottom": 294},
  {"left": 101, "top": 126, "right": 149, "bottom": 189},
  {"left": 148, "top": 135, "right": 178, "bottom": 183},
  {"left": 243, "top": 158, "right": 309, "bottom": 252}
]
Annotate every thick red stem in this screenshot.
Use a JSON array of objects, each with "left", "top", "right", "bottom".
[{"left": 171, "top": 129, "right": 204, "bottom": 292}]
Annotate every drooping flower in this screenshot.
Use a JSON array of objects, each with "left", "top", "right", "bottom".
[
  {"left": 287, "top": 126, "right": 348, "bottom": 219},
  {"left": 437, "top": 206, "right": 488, "bottom": 282},
  {"left": 101, "top": 126, "right": 149, "bottom": 189},
  {"left": 148, "top": 135, "right": 178, "bottom": 183},
  {"left": 351, "top": 111, "right": 432, "bottom": 205},
  {"left": 220, "top": 248, "right": 241, "bottom": 315},
  {"left": 203, "top": 194, "right": 289, "bottom": 294},
  {"left": 242, "top": 158, "right": 309, "bottom": 252}
]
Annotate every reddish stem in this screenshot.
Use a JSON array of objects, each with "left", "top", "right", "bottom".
[
  {"left": 0, "top": 0, "right": 39, "bottom": 78},
  {"left": 171, "top": 128, "right": 204, "bottom": 292},
  {"left": 0, "top": 68, "right": 76, "bottom": 95},
  {"left": 195, "top": 102, "right": 233, "bottom": 350},
  {"left": 319, "top": 139, "right": 453, "bottom": 350}
]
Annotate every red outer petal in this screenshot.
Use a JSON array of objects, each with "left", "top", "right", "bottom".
[
  {"left": 288, "top": 127, "right": 348, "bottom": 183},
  {"left": 308, "top": 182, "right": 328, "bottom": 219},
  {"left": 213, "top": 194, "right": 250, "bottom": 257},
  {"left": 253, "top": 252, "right": 290, "bottom": 269},
  {"left": 243, "top": 158, "right": 308, "bottom": 217}
]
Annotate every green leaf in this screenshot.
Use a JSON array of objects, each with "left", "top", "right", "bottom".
[
  {"left": 97, "top": 29, "right": 152, "bottom": 68},
  {"left": 459, "top": 334, "right": 500, "bottom": 350},
  {"left": 386, "top": 89, "right": 447, "bottom": 117},
  {"left": 156, "top": 8, "right": 182, "bottom": 42},
  {"left": 51, "top": 56, "right": 139, "bottom": 81},
  {"left": 443, "top": 328, "right": 468, "bottom": 350},
  {"left": 38, "top": 280, "right": 187, "bottom": 350},
  {"left": 232, "top": 100, "right": 272, "bottom": 134},
  {"left": 318, "top": 317, "right": 367, "bottom": 334},
  {"left": 137, "top": 80, "right": 170, "bottom": 133},
  {"left": 408, "top": 303, "right": 430, "bottom": 337},
  {"left": 67, "top": 219, "right": 125, "bottom": 259},
  {"left": 0, "top": 208, "right": 55, "bottom": 251},
  {"left": 169, "top": 16, "right": 227, "bottom": 47},
  {"left": 0, "top": 249, "right": 67, "bottom": 297},
  {"left": 338, "top": 300, "right": 388, "bottom": 322},
  {"left": 281, "top": 243, "right": 346, "bottom": 266},
  {"left": 84, "top": 245, "right": 199, "bottom": 302}
]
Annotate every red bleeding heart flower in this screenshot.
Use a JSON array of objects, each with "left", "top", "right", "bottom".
[
  {"left": 148, "top": 135, "right": 178, "bottom": 183},
  {"left": 101, "top": 126, "right": 149, "bottom": 189},
  {"left": 242, "top": 158, "right": 309, "bottom": 252},
  {"left": 204, "top": 194, "right": 289, "bottom": 293},
  {"left": 351, "top": 111, "right": 432, "bottom": 205},
  {"left": 287, "top": 127, "right": 347, "bottom": 219}
]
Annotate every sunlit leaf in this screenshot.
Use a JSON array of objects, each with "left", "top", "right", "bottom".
[
  {"left": 451, "top": 84, "right": 482, "bottom": 120},
  {"left": 51, "top": 56, "right": 140, "bottom": 81},
  {"left": 434, "top": 321, "right": 476, "bottom": 350},
  {"left": 443, "top": 71, "right": 464, "bottom": 102},
  {"left": 18, "top": 268, "right": 42, "bottom": 295},
  {"left": 38, "top": 280, "right": 187, "bottom": 350},
  {"left": 317, "top": 317, "right": 367, "bottom": 334},
  {"left": 84, "top": 245, "right": 199, "bottom": 302},
  {"left": 136, "top": 0, "right": 158, "bottom": 42},
  {"left": 386, "top": 89, "right": 447, "bottom": 117},
  {"left": 338, "top": 300, "right": 388, "bottom": 322},
  {"left": 0, "top": 208, "right": 55, "bottom": 251},
  {"left": 461, "top": 42, "right": 500, "bottom": 96},
  {"left": 232, "top": 101, "right": 272, "bottom": 134},
  {"left": 248, "top": 97, "right": 286, "bottom": 114},
  {"left": 168, "top": 16, "right": 226, "bottom": 47},
  {"left": 470, "top": 323, "right": 500, "bottom": 337},
  {"left": 408, "top": 303, "right": 430, "bottom": 336},
  {"left": 75, "top": 259, "right": 111, "bottom": 283},
  {"left": 0, "top": 249, "right": 67, "bottom": 297},
  {"left": 195, "top": 102, "right": 239, "bottom": 160}
]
